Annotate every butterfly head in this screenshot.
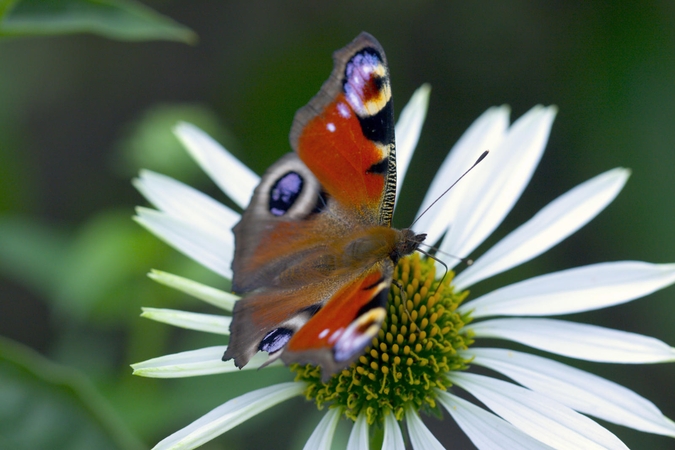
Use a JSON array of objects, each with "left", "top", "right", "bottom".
[{"left": 391, "top": 228, "right": 426, "bottom": 263}]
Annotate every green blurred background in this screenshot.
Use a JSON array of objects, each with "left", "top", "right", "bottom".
[{"left": 1, "top": 1, "right": 674, "bottom": 449}]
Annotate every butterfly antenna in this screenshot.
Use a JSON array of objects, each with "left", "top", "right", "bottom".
[
  {"left": 418, "top": 243, "right": 474, "bottom": 267},
  {"left": 410, "top": 150, "right": 489, "bottom": 228}
]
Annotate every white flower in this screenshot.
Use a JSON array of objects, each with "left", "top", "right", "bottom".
[{"left": 133, "top": 85, "right": 675, "bottom": 449}]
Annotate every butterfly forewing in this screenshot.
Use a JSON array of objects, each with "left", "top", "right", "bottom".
[{"left": 290, "top": 32, "right": 397, "bottom": 227}]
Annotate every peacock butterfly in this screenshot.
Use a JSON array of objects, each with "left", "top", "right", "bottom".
[{"left": 222, "top": 32, "right": 426, "bottom": 379}]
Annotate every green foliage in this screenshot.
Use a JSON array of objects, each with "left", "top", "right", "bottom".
[
  {"left": 0, "top": 212, "right": 170, "bottom": 321},
  {"left": 114, "top": 103, "right": 234, "bottom": 183},
  {"left": 52, "top": 210, "right": 171, "bottom": 321},
  {"left": 0, "top": 336, "right": 144, "bottom": 450},
  {"left": 0, "top": 0, "right": 195, "bottom": 42},
  {"left": 0, "top": 216, "right": 69, "bottom": 299}
]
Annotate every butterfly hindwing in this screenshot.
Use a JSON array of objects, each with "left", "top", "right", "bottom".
[{"left": 282, "top": 261, "right": 392, "bottom": 378}]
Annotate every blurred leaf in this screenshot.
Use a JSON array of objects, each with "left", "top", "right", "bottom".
[
  {"left": 54, "top": 209, "right": 170, "bottom": 322},
  {"left": 0, "top": 0, "right": 196, "bottom": 43},
  {"left": 0, "top": 336, "right": 144, "bottom": 450},
  {"left": 0, "top": 0, "right": 18, "bottom": 29},
  {"left": 114, "top": 103, "right": 236, "bottom": 183},
  {"left": 0, "top": 215, "right": 69, "bottom": 298},
  {"left": 0, "top": 130, "right": 36, "bottom": 213},
  {"left": 0, "top": 210, "right": 218, "bottom": 324}
]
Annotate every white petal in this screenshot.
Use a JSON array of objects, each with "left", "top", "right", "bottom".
[
  {"left": 382, "top": 412, "right": 405, "bottom": 450},
  {"left": 395, "top": 84, "right": 430, "bottom": 199},
  {"left": 461, "top": 261, "right": 675, "bottom": 318},
  {"left": 135, "top": 207, "right": 233, "bottom": 279},
  {"left": 405, "top": 405, "right": 444, "bottom": 450},
  {"left": 435, "top": 390, "right": 552, "bottom": 450},
  {"left": 413, "top": 106, "right": 510, "bottom": 244},
  {"left": 468, "top": 348, "right": 675, "bottom": 437},
  {"left": 347, "top": 412, "right": 369, "bottom": 450},
  {"left": 131, "top": 346, "right": 276, "bottom": 378},
  {"left": 454, "top": 168, "right": 630, "bottom": 290},
  {"left": 303, "top": 408, "right": 341, "bottom": 450},
  {"left": 470, "top": 318, "right": 675, "bottom": 363},
  {"left": 152, "top": 382, "right": 304, "bottom": 450},
  {"left": 134, "top": 170, "right": 240, "bottom": 240},
  {"left": 141, "top": 307, "right": 231, "bottom": 335},
  {"left": 173, "top": 122, "right": 259, "bottom": 209},
  {"left": 148, "top": 270, "right": 237, "bottom": 311},
  {"left": 449, "top": 372, "right": 629, "bottom": 450},
  {"left": 439, "top": 106, "right": 557, "bottom": 269}
]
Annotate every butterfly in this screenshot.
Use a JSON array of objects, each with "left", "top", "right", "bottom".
[{"left": 222, "top": 32, "right": 426, "bottom": 379}]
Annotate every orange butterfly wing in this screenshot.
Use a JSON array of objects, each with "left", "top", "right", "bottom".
[
  {"left": 282, "top": 31, "right": 400, "bottom": 373},
  {"left": 290, "top": 32, "right": 397, "bottom": 226},
  {"left": 282, "top": 265, "right": 391, "bottom": 374}
]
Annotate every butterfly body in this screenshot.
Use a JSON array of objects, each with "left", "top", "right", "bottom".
[{"left": 222, "top": 33, "right": 425, "bottom": 379}]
